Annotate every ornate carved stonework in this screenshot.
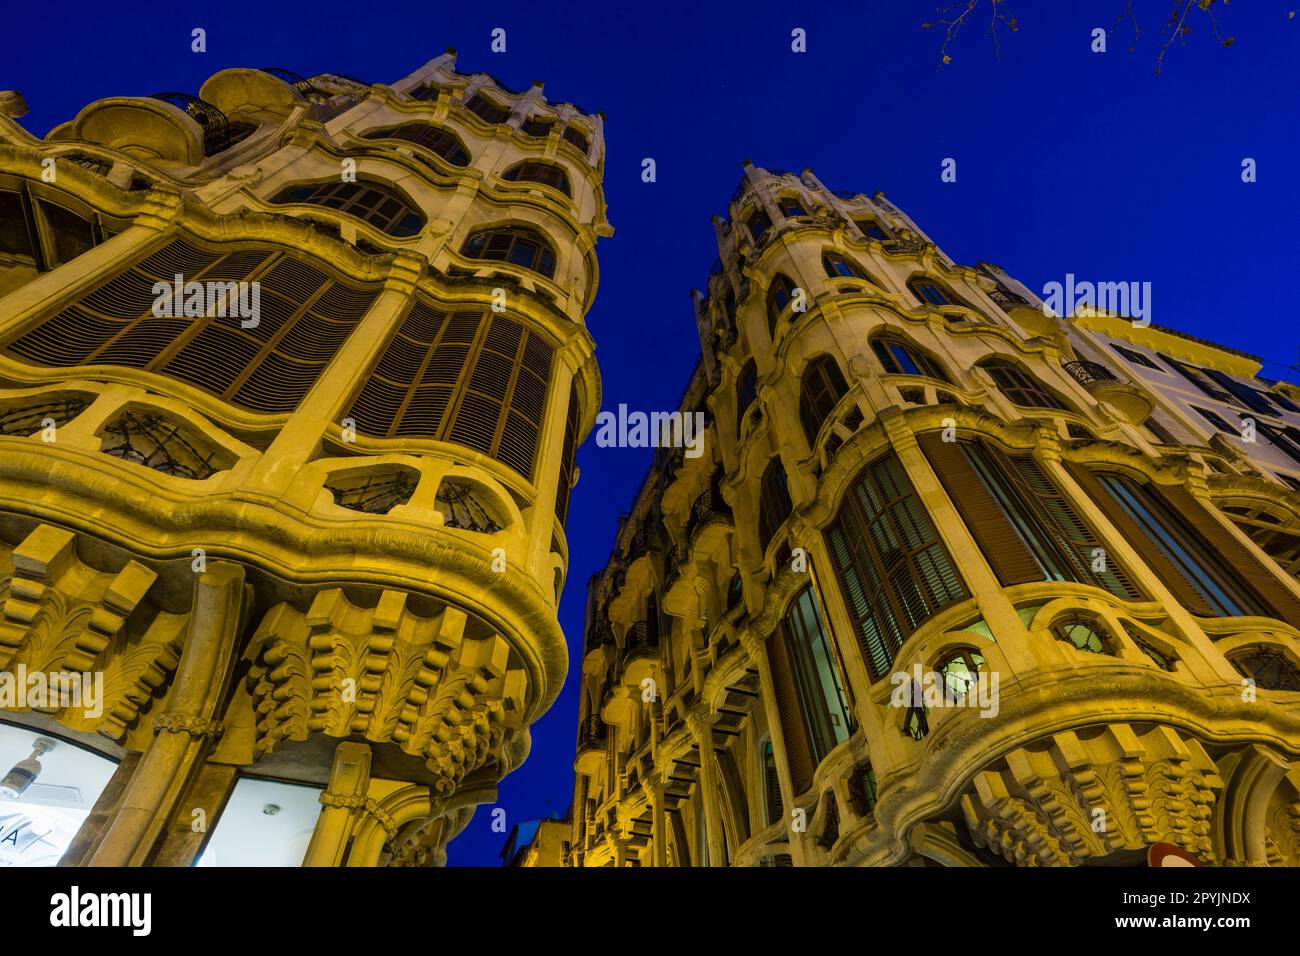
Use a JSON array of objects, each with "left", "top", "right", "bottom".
[
  {"left": 247, "top": 588, "right": 527, "bottom": 796},
  {"left": 960, "top": 723, "right": 1223, "bottom": 866}
]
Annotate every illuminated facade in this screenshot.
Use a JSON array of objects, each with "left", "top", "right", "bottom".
[
  {"left": 569, "top": 162, "right": 1300, "bottom": 867},
  {"left": 0, "top": 52, "right": 608, "bottom": 866}
]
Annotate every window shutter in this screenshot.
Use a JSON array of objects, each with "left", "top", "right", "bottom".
[
  {"left": 1158, "top": 485, "right": 1300, "bottom": 629},
  {"left": 763, "top": 742, "right": 784, "bottom": 826},
  {"left": 999, "top": 450, "right": 1143, "bottom": 600},
  {"left": 767, "top": 630, "right": 814, "bottom": 797},
  {"left": 1201, "top": 368, "right": 1275, "bottom": 416},
  {"left": 1063, "top": 462, "right": 1217, "bottom": 617},
  {"left": 917, "top": 432, "right": 1042, "bottom": 585}
]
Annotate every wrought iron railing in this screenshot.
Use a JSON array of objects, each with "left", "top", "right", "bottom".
[
  {"left": 577, "top": 716, "right": 607, "bottom": 749},
  {"left": 149, "top": 92, "right": 239, "bottom": 156},
  {"left": 1062, "top": 360, "right": 1119, "bottom": 388},
  {"left": 259, "top": 67, "right": 318, "bottom": 97}
]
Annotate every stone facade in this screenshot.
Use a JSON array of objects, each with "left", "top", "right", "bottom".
[
  {"left": 0, "top": 52, "right": 608, "bottom": 866},
  {"left": 567, "top": 163, "right": 1300, "bottom": 868}
]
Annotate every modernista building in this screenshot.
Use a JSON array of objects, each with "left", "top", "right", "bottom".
[
  {"left": 563, "top": 162, "right": 1300, "bottom": 868},
  {"left": 0, "top": 52, "right": 609, "bottom": 866}
]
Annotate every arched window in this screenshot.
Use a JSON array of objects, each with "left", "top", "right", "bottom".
[
  {"left": 522, "top": 117, "right": 554, "bottom": 138},
  {"left": 977, "top": 358, "right": 1067, "bottom": 410},
  {"left": 272, "top": 180, "right": 425, "bottom": 237},
  {"left": 1052, "top": 614, "right": 1114, "bottom": 655},
  {"left": 745, "top": 208, "right": 772, "bottom": 243},
  {"left": 1229, "top": 646, "right": 1300, "bottom": 691},
  {"left": 462, "top": 225, "right": 557, "bottom": 278},
  {"left": 562, "top": 125, "right": 590, "bottom": 154},
  {"left": 935, "top": 647, "right": 986, "bottom": 698},
  {"left": 361, "top": 124, "right": 469, "bottom": 166},
  {"left": 777, "top": 196, "right": 807, "bottom": 218},
  {"left": 854, "top": 218, "right": 889, "bottom": 241},
  {"left": 908, "top": 276, "right": 959, "bottom": 307},
  {"left": 822, "top": 252, "right": 865, "bottom": 280},
  {"left": 871, "top": 335, "right": 950, "bottom": 382},
  {"left": 767, "top": 274, "right": 799, "bottom": 338},
  {"left": 757, "top": 458, "right": 792, "bottom": 554},
  {"left": 799, "top": 355, "right": 849, "bottom": 448},
  {"left": 502, "top": 160, "right": 571, "bottom": 196},
  {"left": 736, "top": 360, "right": 758, "bottom": 433},
  {"left": 464, "top": 92, "right": 510, "bottom": 124},
  {"left": 824, "top": 452, "right": 968, "bottom": 678}
]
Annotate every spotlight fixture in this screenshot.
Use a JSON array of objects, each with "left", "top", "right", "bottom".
[{"left": 0, "top": 737, "right": 57, "bottom": 800}]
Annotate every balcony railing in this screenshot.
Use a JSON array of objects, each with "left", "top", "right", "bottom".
[
  {"left": 149, "top": 92, "right": 244, "bottom": 156},
  {"left": 687, "top": 486, "right": 732, "bottom": 539},
  {"left": 577, "top": 716, "right": 607, "bottom": 750},
  {"left": 1062, "top": 360, "right": 1120, "bottom": 388},
  {"left": 259, "top": 67, "right": 318, "bottom": 97}
]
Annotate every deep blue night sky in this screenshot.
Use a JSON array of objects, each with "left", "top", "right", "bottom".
[{"left": 6, "top": 1, "right": 1297, "bottom": 865}]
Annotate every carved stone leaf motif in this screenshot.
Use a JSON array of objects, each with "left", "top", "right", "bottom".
[
  {"left": 961, "top": 723, "right": 1224, "bottom": 866},
  {"left": 247, "top": 589, "right": 526, "bottom": 795}
]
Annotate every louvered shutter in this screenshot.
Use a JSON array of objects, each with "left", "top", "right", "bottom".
[
  {"left": 1064, "top": 461, "right": 1218, "bottom": 616},
  {"left": 917, "top": 432, "right": 1042, "bottom": 586},
  {"left": 1158, "top": 485, "right": 1300, "bottom": 628},
  {"left": 763, "top": 741, "right": 784, "bottom": 826},
  {"left": 1202, "top": 368, "right": 1275, "bottom": 416},
  {"left": 998, "top": 449, "right": 1143, "bottom": 600},
  {"left": 767, "top": 631, "right": 814, "bottom": 797}
]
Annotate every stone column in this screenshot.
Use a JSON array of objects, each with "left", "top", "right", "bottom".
[
  {"left": 688, "top": 710, "right": 726, "bottom": 866},
  {"left": 87, "top": 561, "right": 247, "bottom": 866},
  {"left": 302, "top": 741, "right": 373, "bottom": 867}
]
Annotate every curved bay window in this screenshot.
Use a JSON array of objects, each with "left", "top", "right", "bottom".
[
  {"left": 1229, "top": 646, "right": 1300, "bottom": 692},
  {"left": 769, "top": 587, "right": 854, "bottom": 796},
  {"left": 3, "top": 236, "right": 377, "bottom": 414},
  {"left": 798, "top": 354, "right": 849, "bottom": 448},
  {"left": 824, "top": 452, "right": 968, "bottom": 679},
  {"left": 1065, "top": 465, "right": 1300, "bottom": 627},
  {"left": 977, "top": 358, "right": 1068, "bottom": 410},
  {"left": 361, "top": 123, "right": 469, "bottom": 166},
  {"left": 272, "top": 180, "right": 425, "bottom": 237},
  {"left": 343, "top": 298, "right": 555, "bottom": 479},
  {"left": 871, "top": 335, "right": 950, "bottom": 382},
  {"left": 461, "top": 225, "right": 557, "bottom": 279},
  {"left": 757, "top": 457, "right": 793, "bottom": 554},
  {"left": 918, "top": 435, "right": 1142, "bottom": 599},
  {"left": 735, "top": 360, "right": 758, "bottom": 433},
  {"left": 767, "top": 274, "right": 799, "bottom": 338},
  {"left": 501, "top": 160, "right": 571, "bottom": 196}
]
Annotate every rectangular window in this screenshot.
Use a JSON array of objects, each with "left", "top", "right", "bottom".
[
  {"left": 1095, "top": 473, "right": 1266, "bottom": 618},
  {"left": 825, "top": 452, "right": 968, "bottom": 679},
  {"left": 1111, "top": 343, "right": 1160, "bottom": 369},
  {"left": 782, "top": 587, "right": 853, "bottom": 764},
  {"left": 1191, "top": 405, "right": 1234, "bottom": 432}
]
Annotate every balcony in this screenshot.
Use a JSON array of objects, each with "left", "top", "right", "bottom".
[
  {"left": 574, "top": 716, "right": 607, "bottom": 776},
  {"left": 1062, "top": 360, "right": 1119, "bottom": 388},
  {"left": 687, "top": 486, "right": 732, "bottom": 540},
  {"left": 1062, "top": 360, "right": 1153, "bottom": 424}
]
